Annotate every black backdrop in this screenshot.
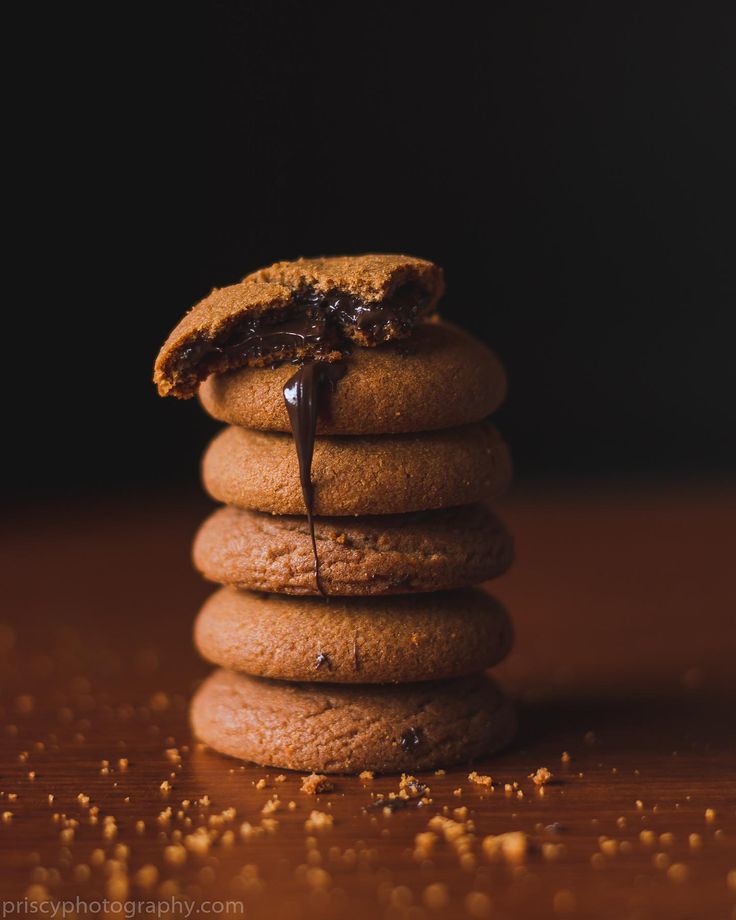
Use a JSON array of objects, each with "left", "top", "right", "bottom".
[{"left": 9, "top": 2, "right": 735, "bottom": 501}]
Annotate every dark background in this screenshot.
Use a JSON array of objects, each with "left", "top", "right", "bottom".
[{"left": 8, "top": 2, "right": 735, "bottom": 502}]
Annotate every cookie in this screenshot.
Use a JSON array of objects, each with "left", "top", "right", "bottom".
[
  {"left": 154, "top": 254, "right": 443, "bottom": 398},
  {"left": 201, "top": 423, "right": 512, "bottom": 516},
  {"left": 193, "top": 504, "right": 513, "bottom": 596},
  {"left": 194, "top": 586, "right": 513, "bottom": 683},
  {"left": 190, "top": 669, "right": 516, "bottom": 773},
  {"left": 199, "top": 322, "right": 506, "bottom": 434}
]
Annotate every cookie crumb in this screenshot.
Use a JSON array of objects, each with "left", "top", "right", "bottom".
[
  {"left": 300, "top": 774, "right": 334, "bottom": 795},
  {"left": 667, "top": 863, "right": 689, "bottom": 883},
  {"left": 468, "top": 771, "right": 493, "bottom": 787},
  {"left": 423, "top": 882, "right": 449, "bottom": 910},
  {"left": 261, "top": 797, "right": 281, "bottom": 816},
  {"left": 359, "top": 771, "right": 374, "bottom": 781},
  {"left": 305, "top": 811, "right": 333, "bottom": 832},
  {"left": 529, "top": 767, "right": 552, "bottom": 786},
  {"left": 482, "top": 831, "right": 528, "bottom": 864}
]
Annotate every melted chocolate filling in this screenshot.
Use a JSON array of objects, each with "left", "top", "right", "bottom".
[
  {"left": 176, "top": 281, "right": 430, "bottom": 382},
  {"left": 283, "top": 361, "right": 346, "bottom": 594}
]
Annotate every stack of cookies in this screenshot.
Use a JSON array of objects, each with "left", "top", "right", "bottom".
[{"left": 154, "top": 254, "right": 516, "bottom": 773}]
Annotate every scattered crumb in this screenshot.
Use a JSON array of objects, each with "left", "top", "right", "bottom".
[
  {"left": 542, "top": 842, "right": 566, "bottom": 861},
  {"left": 135, "top": 865, "right": 158, "bottom": 890},
  {"left": 239, "top": 822, "right": 264, "bottom": 840},
  {"left": 300, "top": 774, "right": 334, "bottom": 795},
  {"left": 305, "top": 811, "right": 333, "bottom": 832},
  {"left": 255, "top": 779, "right": 267, "bottom": 791},
  {"left": 705, "top": 807, "right": 716, "bottom": 823},
  {"left": 423, "top": 882, "right": 449, "bottom": 910},
  {"left": 164, "top": 844, "right": 187, "bottom": 868},
  {"left": 261, "top": 797, "right": 280, "bottom": 816},
  {"left": 359, "top": 771, "right": 374, "bottom": 781},
  {"left": 414, "top": 831, "right": 438, "bottom": 857},
  {"left": 468, "top": 771, "right": 493, "bottom": 788},
  {"left": 529, "top": 767, "right": 552, "bottom": 786},
  {"left": 599, "top": 838, "right": 617, "bottom": 857},
  {"left": 667, "top": 863, "right": 689, "bottom": 883},
  {"left": 482, "top": 832, "right": 528, "bottom": 864}
]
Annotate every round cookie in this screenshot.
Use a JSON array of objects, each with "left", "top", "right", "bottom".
[
  {"left": 190, "top": 669, "right": 516, "bottom": 773},
  {"left": 199, "top": 322, "right": 507, "bottom": 434},
  {"left": 194, "top": 586, "right": 513, "bottom": 683},
  {"left": 193, "top": 504, "right": 513, "bottom": 595},
  {"left": 201, "top": 423, "right": 512, "bottom": 516}
]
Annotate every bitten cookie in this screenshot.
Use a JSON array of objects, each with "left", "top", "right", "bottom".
[
  {"left": 190, "top": 669, "right": 516, "bottom": 773},
  {"left": 199, "top": 322, "right": 506, "bottom": 434},
  {"left": 194, "top": 586, "right": 513, "bottom": 683},
  {"left": 201, "top": 423, "right": 512, "bottom": 516},
  {"left": 154, "top": 254, "right": 443, "bottom": 397},
  {"left": 193, "top": 504, "right": 513, "bottom": 595}
]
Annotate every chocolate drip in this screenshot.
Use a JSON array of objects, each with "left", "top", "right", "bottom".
[{"left": 283, "top": 361, "right": 346, "bottom": 594}]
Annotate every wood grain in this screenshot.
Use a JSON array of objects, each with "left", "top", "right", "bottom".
[{"left": 1, "top": 485, "right": 734, "bottom": 919}]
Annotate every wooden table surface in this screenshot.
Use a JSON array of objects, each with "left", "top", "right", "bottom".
[{"left": 1, "top": 484, "right": 735, "bottom": 919}]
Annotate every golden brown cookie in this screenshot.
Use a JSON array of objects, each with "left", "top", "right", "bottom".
[
  {"left": 190, "top": 669, "right": 516, "bottom": 773},
  {"left": 194, "top": 586, "right": 513, "bottom": 683},
  {"left": 201, "top": 423, "right": 512, "bottom": 516},
  {"left": 199, "top": 322, "right": 506, "bottom": 434},
  {"left": 193, "top": 504, "right": 513, "bottom": 595},
  {"left": 154, "top": 254, "right": 443, "bottom": 398}
]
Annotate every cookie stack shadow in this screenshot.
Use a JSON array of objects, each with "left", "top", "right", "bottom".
[{"left": 190, "top": 321, "right": 517, "bottom": 773}]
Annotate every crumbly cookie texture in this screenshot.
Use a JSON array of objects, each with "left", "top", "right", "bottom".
[
  {"left": 190, "top": 669, "right": 516, "bottom": 774},
  {"left": 193, "top": 504, "right": 514, "bottom": 596},
  {"left": 154, "top": 253, "right": 443, "bottom": 398},
  {"left": 201, "top": 422, "right": 512, "bottom": 516},
  {"left": 193, "top": 586, "right": 514, "bottom": 683},
  {"left": 199, "top": 321, "right": 507, "bottom": 435}
]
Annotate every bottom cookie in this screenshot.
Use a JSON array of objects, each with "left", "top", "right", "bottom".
[{"left": 190, "top": 669, "right": 516, "bottom": 774}]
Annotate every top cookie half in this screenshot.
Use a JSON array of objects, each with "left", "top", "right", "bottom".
[{"left": 154, "top": 253, "right": 444, "bottom": 398}]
